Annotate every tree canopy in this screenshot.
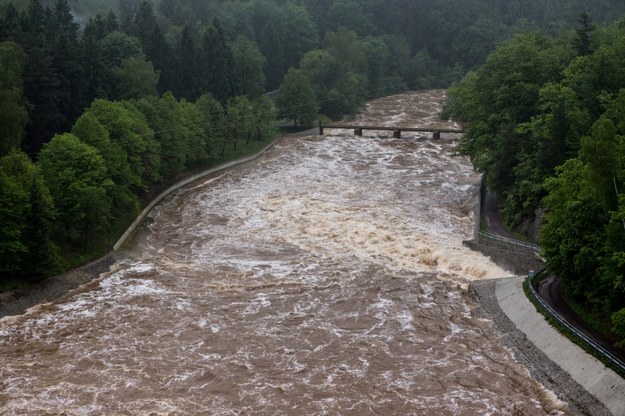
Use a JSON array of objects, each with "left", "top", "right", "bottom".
[
  {"left": 3, "top": 0, "right": 625, "bottom": 340},
  {"left": 446, "top": 14, "right": 625, "bottom": 347},
  {"left": 276, "top": 68, "right": 319, "bottom": 126}
]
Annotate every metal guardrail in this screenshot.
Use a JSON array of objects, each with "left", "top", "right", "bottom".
[
  {"left": 478, "top": 231, "right": 542, "bottom": 255},
  {"left": 527, "top": 270, "right": 625, "bottom": 375},
  {"left": 476, "top": 194, "right": 625, "bottom": 374}
]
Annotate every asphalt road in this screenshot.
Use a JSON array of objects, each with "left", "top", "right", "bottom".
[
  {"left": 484, "top": 191, "right": 625, "bottom": 366},
  {"left": 483, "top": 190, "right": 517, "bottom": 240},
  {"left": 537, "top": 275, "right": 625, "bottom": 364}
]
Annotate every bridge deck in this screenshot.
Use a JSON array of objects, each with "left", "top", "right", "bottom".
[{"left": 320, "top": 123, "right": 464, "bottom": 134}]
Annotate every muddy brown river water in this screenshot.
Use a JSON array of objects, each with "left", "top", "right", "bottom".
[{"left": 0, "top": 91, "right": 567, "bottom": 415}]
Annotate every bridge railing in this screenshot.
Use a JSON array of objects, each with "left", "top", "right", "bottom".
[
  {"left": 317, "top": 121, "right": 464, "bottom": 138},
  {"left": 526, "top": 270, "right": 625, "bottom": 375}
]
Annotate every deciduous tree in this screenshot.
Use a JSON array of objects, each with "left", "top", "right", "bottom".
[
  {"left": 38, "top": 133, "right": 113, "bottom": 245},
  {"left": 276, "top": 67, "right": 318, "bottom": 126},
  {"left": 231, "top": 35, "right": 266, "bottom": 98},
  {"left": 111, "top": 55, "right": 160, "bottom": 100}
]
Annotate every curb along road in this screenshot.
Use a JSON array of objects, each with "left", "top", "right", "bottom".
[
  {"left": 478, "top": 191, "right": 625, "bottom": 415},
  {"left": 496, "top": 277, "right": 625, "bottom": 416}
]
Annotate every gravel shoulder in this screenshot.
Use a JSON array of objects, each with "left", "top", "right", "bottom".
[{"left": 470, "top": 279, "right": 612, "bottom": 416}]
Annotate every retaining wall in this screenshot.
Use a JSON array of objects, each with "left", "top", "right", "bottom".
[{"left": 113, "top": 138, "right": 282, "bottom": 251}]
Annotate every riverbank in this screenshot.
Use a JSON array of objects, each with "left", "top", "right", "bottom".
[
  {"left": 0, "top": 136, "right": 284, "bottom": 320},
  {"left": 1, "top": 130, "right": 618, "bottom": 415},
  {"left": 0, "top": 253, "right": 122, "bottom": 318},
  {"left": 470, "top": 279, "right": 614, "bottom": 416},
  {"left": 2, "top": 252, "right": 617, "bottom": 414}
]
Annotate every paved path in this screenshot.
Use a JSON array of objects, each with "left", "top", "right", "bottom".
[
  {"left": 496, "top": 277, "right": 625, "bottom": 416},
  {"left": 483, "top": 190, "right": 517, "bottom": 240}
]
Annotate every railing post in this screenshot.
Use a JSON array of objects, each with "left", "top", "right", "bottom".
[
  {"left": 355, "top": 128, "right": 363, "bottom": 136},
  {"left": 318, "top": 120, "right": 324, "bottom": 135},
  {"left": 393, "top": 129, "right": 401, "bottom": 138},
  {"left": 433, "top": 130, "right": 440, "bottom": 140}
]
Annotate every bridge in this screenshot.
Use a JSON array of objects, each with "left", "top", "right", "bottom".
[{"left": 318, "top": 122, "right": 464, "bottom": 139}]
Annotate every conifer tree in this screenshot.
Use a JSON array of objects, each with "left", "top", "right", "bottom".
[
  {"left": 260, "top": 21, "right": 286, "bottom": 91},
  {"left": 0, "top": 151, "right": 57, "bottom": 278},
  {"left": 574, "top": 12, "right": 596, "bottom": 56},
  {"left": 200, "top": 18, "right": 233, "bottom": 102}
]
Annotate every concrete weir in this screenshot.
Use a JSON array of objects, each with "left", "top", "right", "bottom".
[{"left": 495, "top": 277, "right": 625, "bottom": 416}]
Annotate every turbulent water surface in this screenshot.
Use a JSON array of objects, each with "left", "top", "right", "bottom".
[{"left": 0, "top": 91, "right": 566, "bottom": 415}]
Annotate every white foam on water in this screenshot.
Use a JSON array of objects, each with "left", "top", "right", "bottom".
[
  {"left": 0, "top": 91, "right": 566, "bottom": 415},
  {"left": 396, "top": 310, "right": 415, "bottom": 331}
]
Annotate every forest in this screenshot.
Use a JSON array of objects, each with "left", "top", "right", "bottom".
[
  {"left": 445, "top": 13, "right": 625, "bottom": 348},
  {"left": 2, "top": 0, "right": 625, "bottom": 343}
]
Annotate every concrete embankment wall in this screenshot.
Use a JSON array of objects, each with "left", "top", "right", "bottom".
[
  {"left": 466, "top": 178, "right": 624, "bottom": 416},
  {"left": 0, "top": 138, "right": 283, "bottom": 319},
  {"left": 463, "top": 239, "right": 544, "bottom": 275},
  {"left": 470, "top": 279, "right": 615, "bottom": 416},
  {"left": 113, "top": 138, "right": 282, "bottom": 251},
  {"left": 463, "top": 175, "right": 544, "bottom": 275}
]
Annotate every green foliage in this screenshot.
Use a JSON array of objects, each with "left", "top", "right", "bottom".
[
  {"left": 82, "top": 99, "right": 160, "bottom": 191},
  {"left": 506, "top": 83, "right": 590, "bottom": 222},
  {"left": 449, "top": 31, "right": 569, "bottom": 202},
  {"left": 259, "top": 20, "right": 285, "bottom": 91},
  {"left": 71, "top": 111, "right": 138, "bottom": 212},
  {"left": 178, "top": 99, "right": 210, "bottom": 166},
  {"left": 131, "top": 92, "right": 209, "bottom": 179},
  {"left": 21, "top": 44, "right": 64, "bottom": 154},
  {"left": 6, "top": 0, "right": 624, "bottom": 159},
  {"left": 612, "top": 308, "right": 625, "bottom": 348},
  {"left": 281, "top": 1, "right": 318, "bottom": 70},
  {"left": 0, "top": 150, "right": 58, "bottom": 279},
  {"left": 449, "top": 18, "right": 625, "bottom": 341},
  {"left": 195, "top": 92, "right": 226, "bottom": 145},
  {"left": 299, "top": 49, "right": 340, "bottom": 117},
  {"left": 100, "top": 30, "right": 143, "bottom": 66},
  {"left": 574, "top": 12, "right": 596, "bottom": 56},
  {"left": 579, "top": 117, "right": 619, "bottom": 209},
  {"left": 252, "top": 95, "right": 277, "bottom": 140},
  {"left": 276, "top": 68, "right": 318, "bottom": 126},
  {"left": 4, "top": 0, "right": 625, "bottom": 313},
  {"left": 230, "top": 35, "right": 266, "bottom": 98},
  {"left": 111, "top": 55, "right": 160, "bottom": 100},
  {"left": 225, "top": 95, "right": 254, "bottom": 150},
  {"left": 541, "top": 160, "right": 608, "bottom": 298},
  {"left": 322, "top": 26, "right": 367, "bottom": 114},
  {"left": 199, "top": 19, "right": 233, "bottom": 102},
  {"left": 0, "top": 170, "right": 28, "bottom": 276},
  {"left": 0, "top": 41, "right": 28, "bottom": 156},
  {"left": 174, "top": 25, "right": 199, "bottom": 100},
  {"left": 38, "top": 133, "right": 113, "bottom": 245}
]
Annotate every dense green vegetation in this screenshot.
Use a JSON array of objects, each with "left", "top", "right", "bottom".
[
  {"left": 0, "top": 0, "right": 279, "bottom": 287},
  {"left": 2, "top": 1, "right": 625, "bottom": 347},
  {"left": 445, "top": 14, "right": 625, "bottom": 348}
]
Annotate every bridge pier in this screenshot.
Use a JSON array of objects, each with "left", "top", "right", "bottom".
[{"left": 316, "top": 122, "right": 463, "bottom": 137}]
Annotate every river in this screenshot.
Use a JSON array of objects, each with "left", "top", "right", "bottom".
[{"left": 0, "top": 90, "right": 566, "bottom": 415}]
